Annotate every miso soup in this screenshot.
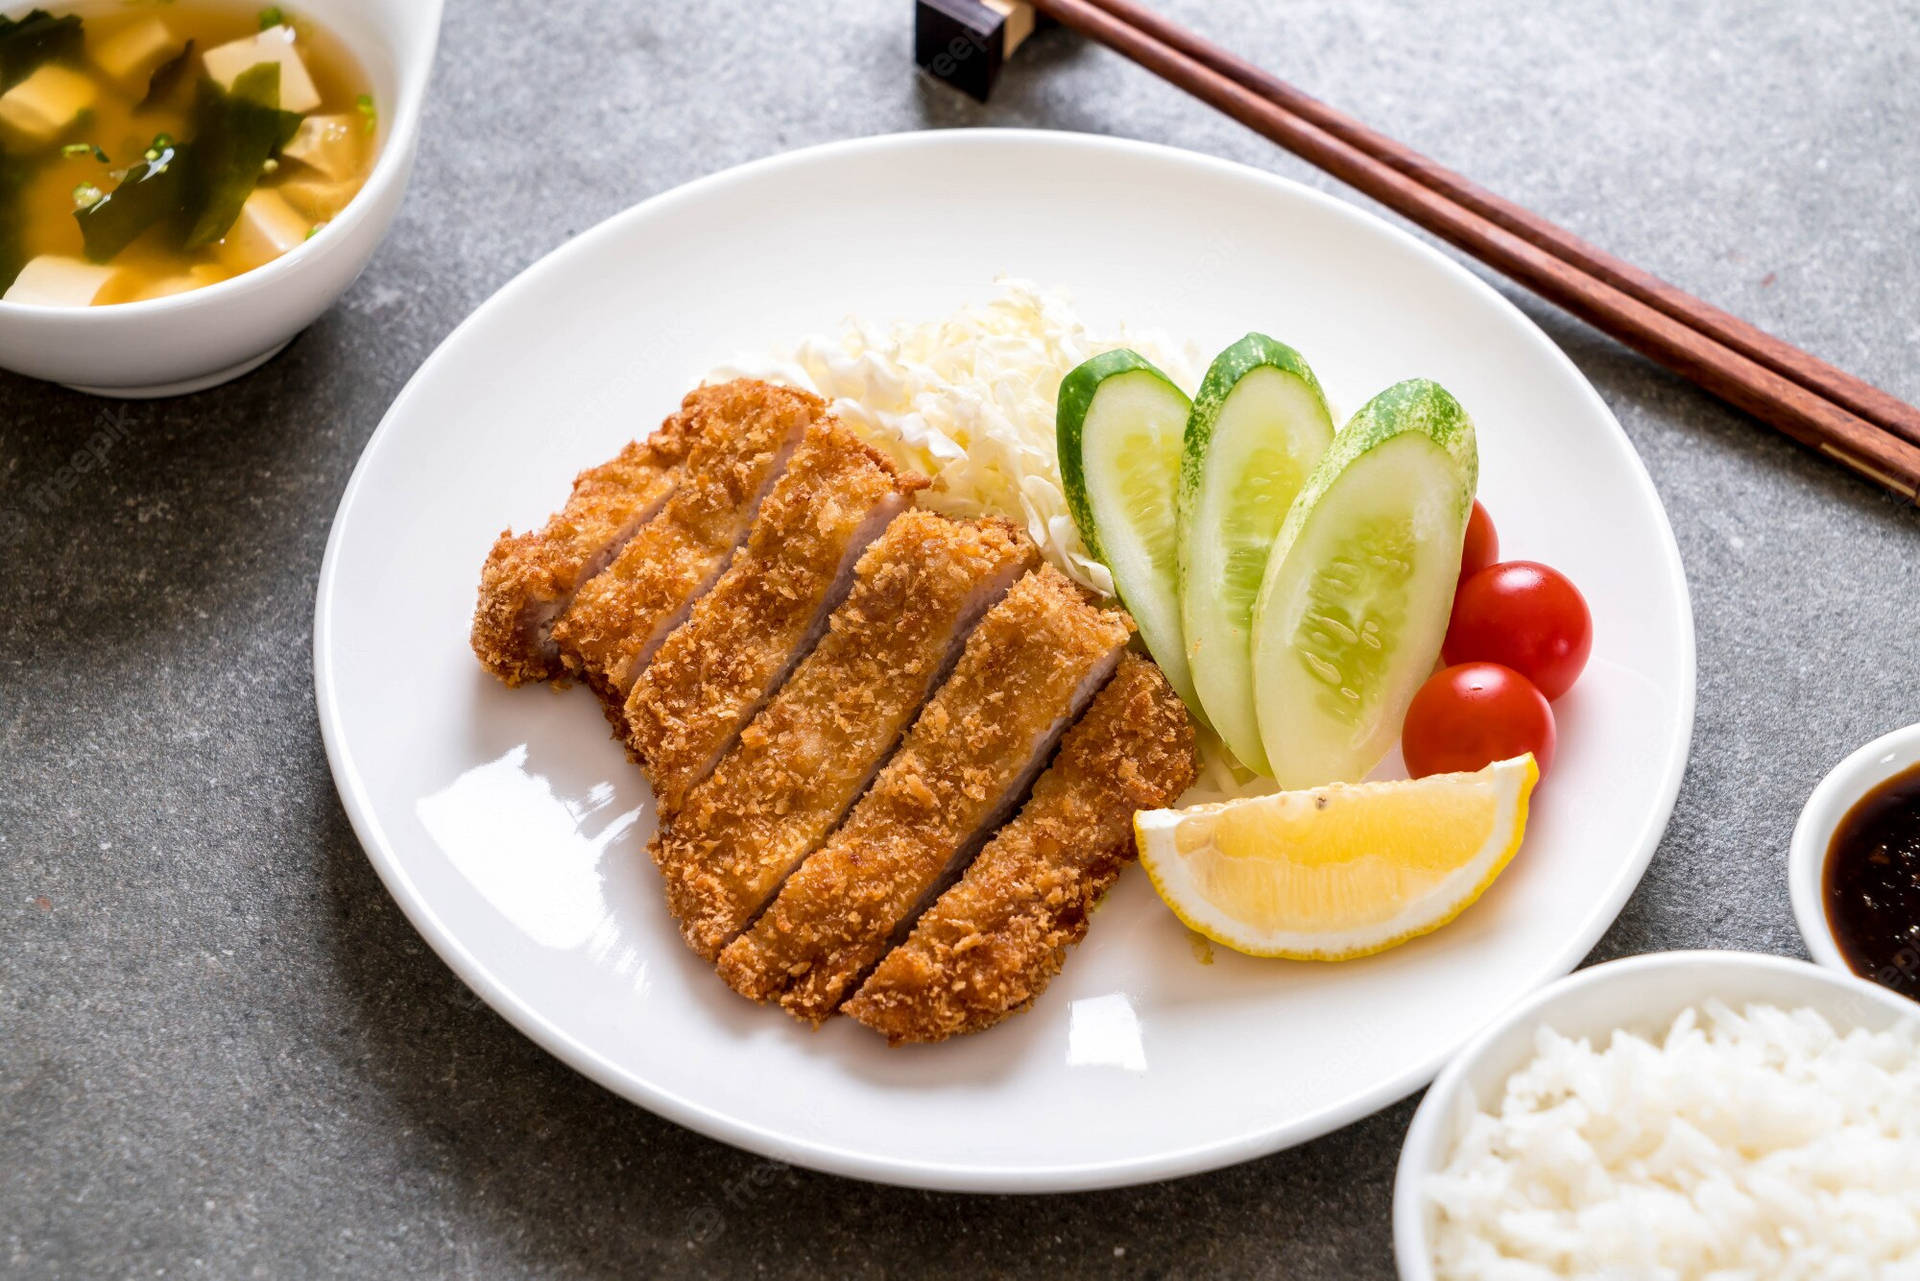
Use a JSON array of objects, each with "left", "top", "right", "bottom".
[{"left": 0, "top": 2, "right": 376, "bottom": 306}]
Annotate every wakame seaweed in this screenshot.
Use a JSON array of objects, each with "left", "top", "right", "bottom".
[
  {"left": 181, "top": 63, "right": 299, "bottom": 248},
  {"left": 0, "top": 148, "right": 27, "bottom": 293},
  {"left": 69, "top": 66, "right": 302, "bottom": 264},
  {"left": 138, "top": 38, "right": 197, "bottom": 113},
  {"left": 0, "top": 8, "right": 83, "bottom": 91},
  {"left": 75, "top": 141, "right": 190, "bottom": 262}
]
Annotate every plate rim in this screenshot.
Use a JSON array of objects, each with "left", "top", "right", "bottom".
[{"left": 313, "top": 126, "right": 1698, "bottom": 1193}]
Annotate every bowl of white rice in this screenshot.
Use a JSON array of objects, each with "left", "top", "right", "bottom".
[{"left": 1393, "top": 950, "right": 1920, "bottom": 1279}]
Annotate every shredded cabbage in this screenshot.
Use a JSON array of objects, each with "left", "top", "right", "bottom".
[
  {"left": 709, "top": 280, "right": 1266, "bottom": 800},
  {"left": 709, "top": 278, "right": 1200, "bottom": 598}
]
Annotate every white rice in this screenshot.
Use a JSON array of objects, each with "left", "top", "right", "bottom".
[{"left": 1428, "top": 1001, "right": 1920, "bottom": 1280}]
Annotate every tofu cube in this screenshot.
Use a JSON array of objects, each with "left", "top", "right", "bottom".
[
  {"left": 280, "top": 114, "right": 362, "bottom": 180},
  {"left": 216, "top": 188, "right": 312, "bottom": 266},
  {"left": 90, "top": 16, "right": 184, "bottom": 92},
  {"left": 3, "top": 256, "right": 117, "bottom": 306},
  {"left": 276, "top": 175, "right": 359, "bottom": 222},
  {"left": 0, "top": 64, "right": 100, "bottom": 149},
  {"left": 201, "top": 26, "right": 321, "bottom": 114},
  {"left": 126, "top": 265, "right": 229, "bottom": 302}
]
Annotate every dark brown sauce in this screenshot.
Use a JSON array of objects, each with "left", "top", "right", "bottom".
[{"left": 1824, "top": 761, "right": 1920, "bottom": 1001}]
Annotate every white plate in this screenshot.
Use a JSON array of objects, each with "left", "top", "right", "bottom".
[{"left": 314, "top": 130, "right": 1695, "bottom": 1192}]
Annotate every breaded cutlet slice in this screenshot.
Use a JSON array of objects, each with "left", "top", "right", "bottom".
[
  {"left": 654, "top": 512, "right": 1037, "bottom": 960},
  {"left": 549, "top": 379, "right": 819, "bottom": 728},
  {"left": 843, "top": 655, "right": 1198, "bottom": 1045},
  {"left": 624, "top": 418, "right": 927, "bottom": 816},
  {"left": 469, "top": 413, "right": 695, "bottom": 687},
  {"left": 716, "top": 566, "right": 1133, "bottom": 1024}
]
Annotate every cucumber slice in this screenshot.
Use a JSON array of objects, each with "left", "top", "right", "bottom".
[
  {"left": 1058, "top": 349, "right": 1200, "bottom": 717},
  {"left": 1179, "top": 334, "right": 1335, "bottom": 775},
  {"left": 1251, "top": 379, "right": 1477, "bottom": 789}
]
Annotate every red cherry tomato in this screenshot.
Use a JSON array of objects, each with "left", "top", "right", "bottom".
[
  {"left": 1459, "top": 501, "right": 1498, "bottom": 582},
  {"left": 1402, "top": 662, "right": 1556, "bottom": 779},
  {"left": 1444, "top": 561, "right": 1592, "bottom": 700}
]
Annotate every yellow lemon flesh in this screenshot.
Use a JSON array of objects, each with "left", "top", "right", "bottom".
[{"left": 1134, "top": 756, "right": 1537, "bottom": 960}]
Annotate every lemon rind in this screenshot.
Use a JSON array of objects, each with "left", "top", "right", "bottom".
[{"left": 1135, "top": 756, "right": 1539, "bottom": 961}]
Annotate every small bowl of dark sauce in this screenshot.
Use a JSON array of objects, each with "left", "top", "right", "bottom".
[{"left": 1790, "top": 724, "right": 1920, "bottom": 1002}]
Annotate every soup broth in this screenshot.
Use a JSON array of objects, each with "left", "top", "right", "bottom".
[{"left": 0, "top": 2, "right": 375, "bottom": 306}]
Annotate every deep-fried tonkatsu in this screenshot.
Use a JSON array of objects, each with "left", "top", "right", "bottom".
[
  {"left": 715, "top": 566, "right": 1134, "bottom": 1024},
  {"left": 843, "top": 655, "right": 1198, "bottom": 1044},
  {"left": 548, "top": 380, "right": 818, "bottom": 727},
  {"left": 470, "top": 415, "right": 694, "bottom": 686},
  {"left": 623, "top": 419, "right": 926, "bottom": 816},
  {"left": 652, "top": 512, "right": 1037, "bottom": 960},
  {"left": 474, "top": 377, "right": 1208, "bottom": 1044}
]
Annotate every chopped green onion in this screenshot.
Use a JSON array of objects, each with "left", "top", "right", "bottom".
[
  {"left": 62, "top": 142, "right": 110, "bottom": 162},
  {"left": 258, "top": 6, "right": 285, "bottom": 30},
  {"left": 71, "top": 181, "right": 102, "bottom": 209},
  {"left": 305, "top": 221, "right": 324, "bottom": 240},
  {"left": 144, "top": 132, "right": 175, "bottom": 163},
  {"left": 355, "top": 92, "right": 376, "bottom": 136},
  {"left": 75, "top": 142, "right": 188, "bottom": 261}
]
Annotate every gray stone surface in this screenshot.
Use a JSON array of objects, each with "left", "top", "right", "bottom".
[{"left": 3, "top": 0, "right": 1918, "bottom": 1275}]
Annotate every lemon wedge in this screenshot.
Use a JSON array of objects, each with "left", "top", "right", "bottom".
[{"left": 1134, "top": 755, "right": 1538, "bottom": 960}]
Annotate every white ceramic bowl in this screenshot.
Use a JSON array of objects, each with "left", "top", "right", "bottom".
[
  {"left": 0, "top": 0, "right": 442, "bottom": 396},
  {"left": 1790, "top": 722, "right": 1920, "bottom": 976},
  {"left": 1392, "top": 949, "right": 1920, "bottom": 1280}
]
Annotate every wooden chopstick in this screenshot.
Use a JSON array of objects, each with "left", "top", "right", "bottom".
[
  {"left": 1079, "top": 0, "right": 1920, "bottom": 455},
  {"left": 1027, "top": 0, "right": 1920, "bottom": 502}
]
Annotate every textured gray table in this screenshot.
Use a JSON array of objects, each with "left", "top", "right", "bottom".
[{"left": 5, "top": 1, "right": 1918, "bottom": 1276}]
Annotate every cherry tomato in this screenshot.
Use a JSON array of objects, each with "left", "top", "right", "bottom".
[
  {"left": 1402, "top": 662, "right": 1556, "bottom": 779},
  {"left": 1459, "top": 500, "right": 1498, "bottom": 582},
  {"left": 1444, "top": 560, "right": 1592, "bottom": 699}
]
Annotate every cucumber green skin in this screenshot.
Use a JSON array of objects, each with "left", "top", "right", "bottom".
[
  {"left": 1058, "top": 348, "right": 1175, "bottom": 565},
  {"left": 1179, "top": 333, "right": 1331, "bottom": 512},
  {"left": 1252, "top": 378, "right": 1479, "bottom": 781},
  {"left": 1177, "top": 333, "right": 1334, "bottom": 774},
  {"left": 1258, "top": 379, "right": 1479, "bottom": 588},
  {"left": 1056, "top": 348, "right": 1203, "bottom": 718}
]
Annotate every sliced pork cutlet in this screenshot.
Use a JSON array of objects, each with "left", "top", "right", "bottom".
[
  {"left": 469, "top": 409, "right": 696, "bottom": 687},
  {"left": 716, "top": 566, "right": 1134, "bottom": 1024},
  {"left": 548, "top": 379, "right": 818, "bottom": 728},
  {"left": 654, "top": 512, "right": 1037, "bottom": 960},
  {"left": 844, "top": 655, "right": 1198, "bottom": 1045},
  {"left": 624, "top": 419, "right": 927, "bottom": 815}
]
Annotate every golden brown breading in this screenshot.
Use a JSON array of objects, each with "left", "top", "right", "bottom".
[
  {"left": 843, "top": 655, "right": 1197, "bottom": 1045},
  {"left": 624, "top": 419, "right": 926, "bottom": 816},
  {"left": 548, "top": 380, "right": 821, "bottom": 729},
  {"left": 469, "top": 414, "right": 695, "bottom": 687},
  {"left": 653, "top": 512, "right": 1038, "bottom": 960},
  {"left": 715, "top": 567, "right": 1133, "bottom": 1024}
]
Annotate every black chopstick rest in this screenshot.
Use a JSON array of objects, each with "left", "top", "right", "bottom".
[{"left": 915, "top": 0, "right": 1042, "bottom": 102}]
